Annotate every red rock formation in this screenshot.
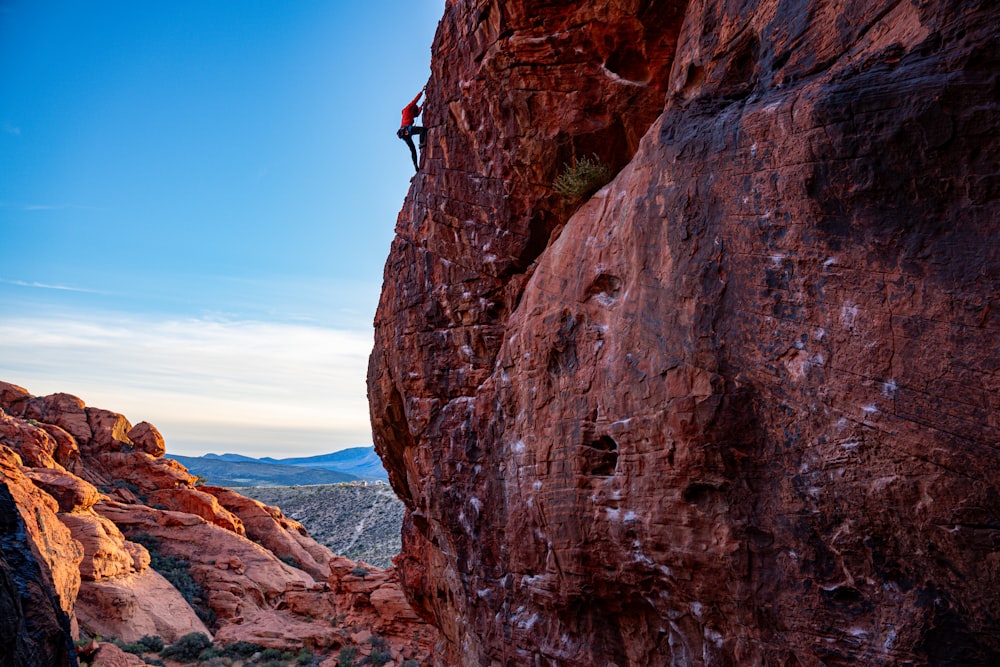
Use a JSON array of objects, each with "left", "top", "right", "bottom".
[
  {"left": 369, "top": 0, "right": 1000, "bottom": 664},
  {"left": 0, "top": 446, "right": 83, "bottom": 618},
  {"left": 78, "top": 641, "right": 146, "bottom": 667},
  {"left": 74, "top": 569, "right": 210, "bottom": 645},
  {"left": 98, "top": 499, "right": 317, "bottom": 624},
  {"left": 146, "top": 487, "right": 246, "bottom": 535},
  {"left": 0, "top": 381, "right": 437, "bottom": 664},
  {"left": 327, "top": 556, "right": 434, "bottom": 654},
  {"left": 203, "top": 485, "right": 333, "bottom": 582},
  {"left": 127, "top": 421, "right": 165, "bottom": 457},
  {"left": 0, "top": 472, "right": 77, "bottom": 667}
]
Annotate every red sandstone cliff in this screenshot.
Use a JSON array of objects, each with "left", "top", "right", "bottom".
[
  {"left": 369, "top": 0, "right": 1000, "bottom": 665},
  {"left": 0, "top": 382, "right": 435, "bottom": 666}
]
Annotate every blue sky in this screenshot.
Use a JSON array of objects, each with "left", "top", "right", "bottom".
[{"left": 0, "top": 1, "right": 442, "bottom": 457}]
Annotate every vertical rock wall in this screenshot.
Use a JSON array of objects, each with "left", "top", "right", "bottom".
[
  {"left": 369, "top": 0, "right": 1000, "bottom": 665},
  {"left": 0, "top": 481, "right": 78, "bottom": 667}
]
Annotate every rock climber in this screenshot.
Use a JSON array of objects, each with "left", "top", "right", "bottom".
[{"left": 397, "top": 90, "right": 427, "bottom": 172}]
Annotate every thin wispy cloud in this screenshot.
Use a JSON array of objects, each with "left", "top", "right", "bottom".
[
  {"left": 0, "top": 312, "right": 374, "bottom": 457},
  {"left": 2, "top": 122, "right": 20, "bottom": 136},
  {"left": 1, "top": 279, "right": 102, "bottom": 294}
]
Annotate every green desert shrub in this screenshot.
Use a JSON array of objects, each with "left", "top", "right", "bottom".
[
  {"left": 258, "top": 647, "right": 284, "bottom": 660},
  {"left": 552, "top": 153, "right": 612, "bottom": 198},
  {"left": 361, "top": 636, "right": 391, "bottom": 666},
  {"left": 114, "top": 640, "right": 146, "bottom": 655},
  {"left": 161, "top": 632, "right": 212, "bottom": 661},
  {"left": 221, "top": 640, "right": 265, "bottom": 658},
  {"left": 198, "top": 646, "right": 223, "bottom": 660},
  {"left": 201, "top": 658, "right": 232, "bottom": 667},
  {"left": 137, "top": 635, "right": 164, "bottom": 653},
  {"left": 337, "top": 645, "right": 358, "bottom": 667},
  {"left": 363, "top": 648, "right": 392, "bottom": 666},
  {"left": 128, "top": 534, "right": 214, "bottom": 625}
]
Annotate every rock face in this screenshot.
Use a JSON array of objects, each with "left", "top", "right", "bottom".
[
  {"left": 0, "top": 381, "right": 436, "bottom": 664},
  {"left": 369, "top": 0, "right": 1000, "bottom": 665},
  {"left": 0, "top": 479, "right": 77, "bottom": 667}
]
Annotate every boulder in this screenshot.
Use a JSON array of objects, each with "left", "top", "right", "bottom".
[
  {"left": 0, "top": 381, "right": 31, "bottom": 416},
  {"left": 0, "top": 385, "right": 437, "bottom": 664},
  {"left": 84, "top": 407, "right": 134, "bottom": 454},
  {"left": 0, "top": 411, "right": 58, "bottom": 468},
  {"left": 80, "top": 641, "right": 147, "bottom": 667},
  {"left": 59, "top": 511, "right": 136, "bottom": 582},
  {"left": 24, "top": 467, "right": 101, "bottom": 513},
  {"left": 146, "top": 487, "right": 245, "bottom": 535},
  {"left": 74, "top": 569, "right": 211, "bottom": 645},
  {"left": 36, "top": 423, "right": 83, "bottom": 474},
  {"left": 126, "top": 421, "right": 165, "bottom": 458},
  {"left": 94, "top": 450, "right": 195, "bottom": 492},
  {"left": 23, "top": 393, "right": 91, "bottom": 447},
  {"left": 203, "top": 485, "right": 334, "bottom": 580}
]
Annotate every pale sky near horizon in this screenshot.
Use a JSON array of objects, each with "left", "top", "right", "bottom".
[{"left": 0, "top": 1, "right": 444, "bottom": 457}]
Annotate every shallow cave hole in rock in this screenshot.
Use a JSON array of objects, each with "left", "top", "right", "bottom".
[
  {"left": 581, "top": 435, "right": 619, "bottom": 476},
  {"left": 605, "top": 44, "right": 650, "bottom": 83},
  {"left": 586, "top": 272, "right": 623, "bottom": 305},
  {"left": 682, "top": 481, "right": 724, "bottom": 511}
]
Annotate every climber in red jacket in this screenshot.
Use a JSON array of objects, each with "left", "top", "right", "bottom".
[{"left": 397, "top": 90, "right": 427, "bottom": 172}]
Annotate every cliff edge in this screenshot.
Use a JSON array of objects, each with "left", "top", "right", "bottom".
[{"left": 368, "top": 0, "right": 1000, "bottom": 665}]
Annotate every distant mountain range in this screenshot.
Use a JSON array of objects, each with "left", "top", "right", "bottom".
[{"left": 167, "top": 446, "right": 388, "bottom": 487}]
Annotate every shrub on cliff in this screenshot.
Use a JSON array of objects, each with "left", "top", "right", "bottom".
[
  {"left": 552, "top": 154, "right": 612, "bottom": 199},
  {"left": 129, "top": 533, "right": 215, "bottom": 626},
  {"left": 337, "top": 646, "right": 358, "bottom": 667},
  {"left": 160, "top": 631, "right": 211, "bottom": 661},
  {"left": 137, "top": 634, "right": 164, "bottom": 653},
  {"left": 221, "top": 641, "right": 265, "bottom": 659}
]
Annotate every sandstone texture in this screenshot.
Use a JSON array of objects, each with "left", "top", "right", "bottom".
[
  {"left": 74, "top": 569, "right": 210, "bottom": 645},
  {"left": 204, "top": 485, "right": 335, "bottom": 581},
  {"left": 0, "top": 381, "right": 437, "bottom": 665},
  {"left": 0, "top": 477, "right": 76, "bottom": 667},
  {"left": 369, "top": 0, "right": 1000, "bottom": 665}
]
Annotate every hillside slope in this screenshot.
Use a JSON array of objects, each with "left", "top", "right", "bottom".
[
  {"left": 167, "top": 453, "right": 359, "bottom": 487},
  {"left": 240, "top": 484, "right": 405, "bottom": 569},
  {"left": 263, "top": 447, "right": 389, "bottom": 480}
]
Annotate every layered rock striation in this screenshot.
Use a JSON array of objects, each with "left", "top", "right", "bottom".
[
  {"left": 0, "top": 382, "right": 436, "bottom": 665},
  {"left": 369, "top": 0, "right": 1000, "bottom": 665}
]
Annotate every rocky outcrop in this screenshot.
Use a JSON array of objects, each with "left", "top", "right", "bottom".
[
  {"left": 74, "top": 569, "right": 209, "bottom": 645},
  {"left": 0, "top": 445, "right": 83, "bottom": 619},
  {"left": 77, "top": 641, "right": 145, "bottom": 667},
  {"left": 98, "top": 499, "right": 316, "bottom": 624},
  {"left": 0, "top": 479, "right": 77, "bottom": 667},
  {"left": 0, "top": 381, "right": 437, "bottom": 664},
  {"left": 204, "top": 485, "right": 334, "bottom": 581},
  {"left": 369, "top": 0, "right": 1000, "bottom": 665}
]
